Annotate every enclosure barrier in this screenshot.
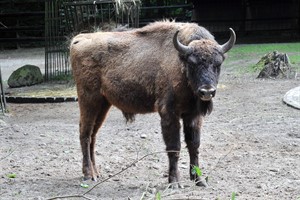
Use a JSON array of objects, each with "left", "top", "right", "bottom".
[
  {"left": 44, "top": 0, "right": 140, "bottom": 81},
  {"left": 0, "top": 67, "right": 7, "bottom": 113}
]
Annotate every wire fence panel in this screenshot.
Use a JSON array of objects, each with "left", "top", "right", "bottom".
[
  {"left": 44, "top": 0, "right": 140, "bottom": 81},
  {"left": 45, "top": 0, "right": 71, "bottom": 81}
]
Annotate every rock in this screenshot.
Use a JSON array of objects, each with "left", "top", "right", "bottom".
[
  {"left": 180, "top": 164, "right": 188, "bottom": 169},
  {"left": 8, "top": 64, "right": 43, "bottom": 88},
  {"left": 0, "top": 119, "right": 7, "bottom": 127},
  {"left": 283, "top": 86, "right": 300, "bottom": 110},
  {"left": 256, "top": 51, "right": 296, "bottom": 79},
  {"left": 256, "top": 184, "right": 262, "bottom": 189},
  {"left": 269, "top": 168, "right": 280, "bottom": 173}
]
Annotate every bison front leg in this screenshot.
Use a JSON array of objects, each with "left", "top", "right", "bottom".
[
  {"left": 183, "top": 114, "right": 206, "bottom": 187},
  {"left": 159, "top": 110, "right": 181, "bottom": 187}
]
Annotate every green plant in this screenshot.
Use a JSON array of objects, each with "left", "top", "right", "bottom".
[
  {"left": 7, "top": 173, "right": 16, "bottom": 178},
  {"left": 191, "top": 165, "right": 202, "bottom": 177},
  {"left": 80, "top": 183, "right": 89, "bottom": 188},
  {"left": 155, "top": 191, "right": 161, "bottom": 200},
  {"left": 231, "top": 192, "right": 236, "bottom": 200}
]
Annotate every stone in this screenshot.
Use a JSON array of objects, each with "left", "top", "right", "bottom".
[
  {"left": 283, "top": 86, "right": 300, "bottom": 110},
  {"left": 8, "top": 64, "right": 43, "bottom": 88}
]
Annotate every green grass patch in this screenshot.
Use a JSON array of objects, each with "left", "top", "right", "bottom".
[
  {"left": 226, "top": 42, "right": 300, "bottom": 74},
  {"left": 230, "top": 43, "right": 300, "bottom": 55}
]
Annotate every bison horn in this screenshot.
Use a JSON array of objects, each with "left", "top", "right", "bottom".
[
  {"left": 173, "top": 30, "right": 193, "bottom": 55},
  {"left": 220, "top": 28, "right": 236, "bottom": 53}
]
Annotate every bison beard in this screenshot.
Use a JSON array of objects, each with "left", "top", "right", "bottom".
[
  {"left": 70, "top": 20, "right": 235, "bottom": 187},
  {"left": 122, "top": 112, "right": 135, "bottom": 123},
  {"left": 199, "top": 100, "right": 213, "bottom": 116}
]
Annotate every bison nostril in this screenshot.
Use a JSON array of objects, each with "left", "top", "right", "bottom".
[
  {"left": 211, "top": 90, "right": 216, "bottom": 97},
  {"left": 200, "top": 89, "right": 215, "bottom": 95},
  {"left": 199, "top": 89, "right": 207, "bottom": 97},
  {"left": 198, "top": 87, "right": 216, "bottom": 99}
]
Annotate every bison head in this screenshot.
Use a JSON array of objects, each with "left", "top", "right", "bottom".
[{"left": 173, "top": 28, "right": 236, "bottom": 101}]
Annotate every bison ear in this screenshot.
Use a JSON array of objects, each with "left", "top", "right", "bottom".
[{"left": 173, "top": 30, "right": 193, "bottom": 55}]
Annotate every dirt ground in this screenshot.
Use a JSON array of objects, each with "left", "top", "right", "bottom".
[{"left": 0, "top": 48, "right": 300, "bottom": 200}]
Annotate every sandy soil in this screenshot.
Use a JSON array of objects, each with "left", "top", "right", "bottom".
[{"left": 0, "top": 48, "right": 299, "bottom": 200}]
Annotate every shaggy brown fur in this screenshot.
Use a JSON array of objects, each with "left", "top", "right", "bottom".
[{"left": 70, "top": 20, "right": 235, "bottom": 186}]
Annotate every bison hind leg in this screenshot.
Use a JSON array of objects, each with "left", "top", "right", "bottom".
[{"left": 122, "top": 112, "right": 136, "bottom": 123}]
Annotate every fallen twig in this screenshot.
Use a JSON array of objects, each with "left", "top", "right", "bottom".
[
  {"left": 0, "top": 149, "right": 15, "bottom": 162},
  {"left": 139, "top": 182, "right": 149, "bottom": 200},
  {"left": 46, "top": 194, "right": 93, "bottom": 200},
  {"left": 207, "top": 144, "right": 236, "bottom": 176},
  {"left": 46, "top": 150, "right": 180, "bottom": 200},
  {"left": 83, "top": 150, "right": 179, "bottom": 195}
]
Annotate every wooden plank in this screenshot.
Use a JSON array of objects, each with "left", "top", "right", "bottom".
[
  {"left": 0, "top": 12, "right": 45, "bottom": 17},
  {"left": 0, "top": 26, "right": 44, "bottom": 31}
]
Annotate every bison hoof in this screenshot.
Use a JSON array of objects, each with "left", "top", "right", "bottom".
[
  {"left": 195, "top": 179, "right": 208, "bottom": 187},
  {"left": 168, "top": 182, "right": 184, "bottom": 189},
  {"left": 168, "top": 183, "right": 180, "bottom": 189},
  {"left": 190, "top": 174, "right": 208, "bottom": 187},
  {"left": 83, "top": 175, "right": 99, "bottom": 182},
  {"left": 82, "top": 176, "right": 91, "bottom": 181}
]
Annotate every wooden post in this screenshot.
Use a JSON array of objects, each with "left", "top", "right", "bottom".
[{"left": 0, "top": 67, "right": 7, "bottom": 113}]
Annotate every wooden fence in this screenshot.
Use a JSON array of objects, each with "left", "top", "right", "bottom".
[
  {"left": 191, "top": 0, "right": 300, "bottom": 42},
  {"left": 1, "top": 0, "right": 299, "bottom": 49},
  {"left": 0, "top": 0, "right": 45, "bottom": 49}
]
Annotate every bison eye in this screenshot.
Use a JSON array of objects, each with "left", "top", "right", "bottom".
[
  {"left": 214, "top": 65, "right": 221, "bottom": 73},
  {"left": 187, "top": 55, "right": 198, "bottom": 65}
]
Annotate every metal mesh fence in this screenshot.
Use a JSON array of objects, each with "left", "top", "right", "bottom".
[
  {"left": 45, "top": 0, "right": 71, "bottom": 81},
  {"left": 44, "top": 0, "right": 140, "bottom": 81}
]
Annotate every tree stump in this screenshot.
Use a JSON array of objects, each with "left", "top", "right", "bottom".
[{"left": 256, "top": 51, "right": 296, "bottom": 79}]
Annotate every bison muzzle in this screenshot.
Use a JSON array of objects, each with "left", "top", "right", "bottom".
[{"left": 70, "top": 21, "right": 236, "bottom": 187}]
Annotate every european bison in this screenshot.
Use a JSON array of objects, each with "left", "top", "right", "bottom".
[{"left": 70, "top": 21, "right": 236, "bottom": 186}]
